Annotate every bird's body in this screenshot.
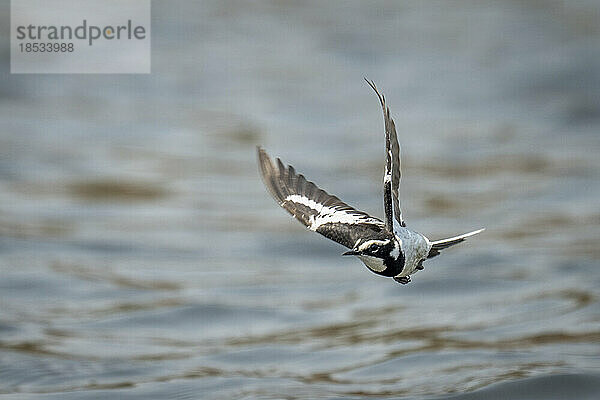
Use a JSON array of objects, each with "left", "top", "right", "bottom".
[{"left": 257, "top": 79, "right": 484, "bottom": 284}]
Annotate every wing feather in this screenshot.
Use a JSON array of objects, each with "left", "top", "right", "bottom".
[
  {"left": 365, "top": 78, "right": 405, "bottom": 232},
  {"left": 257, "top": 147, "right": 385, "bottom": 249}
]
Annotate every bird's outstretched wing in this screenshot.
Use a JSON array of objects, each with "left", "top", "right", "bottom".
[
  {"left": 365, "top": 79, "right": 405, "bottom": 233},
  {"left": 257, "top": 147, "right": 386, "bottom": 249},
  {"left": 427, "top": 228, "right": 485, "bottom": 258}
]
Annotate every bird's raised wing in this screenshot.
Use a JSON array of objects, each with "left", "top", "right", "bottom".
[
  {"left": 427, "top": 228, "right": 485, "bottom": 258},
  {"left": 258, "top": 147, "right": 386, "bottom": 249},
  {"left": 365, "top": 79, "right": 405, "bottom": 233}
]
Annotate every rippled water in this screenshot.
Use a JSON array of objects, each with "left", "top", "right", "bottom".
[{"left": 1, "top": 1, "right": 599, "bottom": 399}]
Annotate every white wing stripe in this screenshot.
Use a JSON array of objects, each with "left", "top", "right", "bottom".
[
  {"left": 285, "top": 194, "right": 326, "bottom": 213},
  {"left": 285, "top": 194, "right": 381, "bottom": 231}
]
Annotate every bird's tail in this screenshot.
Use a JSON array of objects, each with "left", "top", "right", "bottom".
[{"left": 428, "top": 228, "right": 485, "bottom": 258}]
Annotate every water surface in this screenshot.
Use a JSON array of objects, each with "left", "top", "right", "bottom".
[{"left": 1, "top": 1, "right": 599, "bottom": 399}]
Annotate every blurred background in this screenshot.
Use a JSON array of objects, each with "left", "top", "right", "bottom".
[{"left": 1, "top": 1, "right": 599, "bottom": 399}]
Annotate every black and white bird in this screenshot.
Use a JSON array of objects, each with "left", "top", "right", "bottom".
[{"left": 257, "top": 79, "right": 484, "bottom": 284}]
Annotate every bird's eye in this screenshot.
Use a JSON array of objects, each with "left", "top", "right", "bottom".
[{"left": 369, "top": 244, "right": 378, "bottom": 252}]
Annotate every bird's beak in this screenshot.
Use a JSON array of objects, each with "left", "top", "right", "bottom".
[{"left": 342, "top": 250, "right": 360, "bottom": 256}]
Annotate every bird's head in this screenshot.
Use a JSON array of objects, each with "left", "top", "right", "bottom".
[{"left": 342, "top": 236, "right": 402, "bottom": 261}]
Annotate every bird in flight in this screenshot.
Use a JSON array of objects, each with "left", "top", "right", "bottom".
[{"left": 257, "top": 79, "right": 484, "bottom": 284}]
